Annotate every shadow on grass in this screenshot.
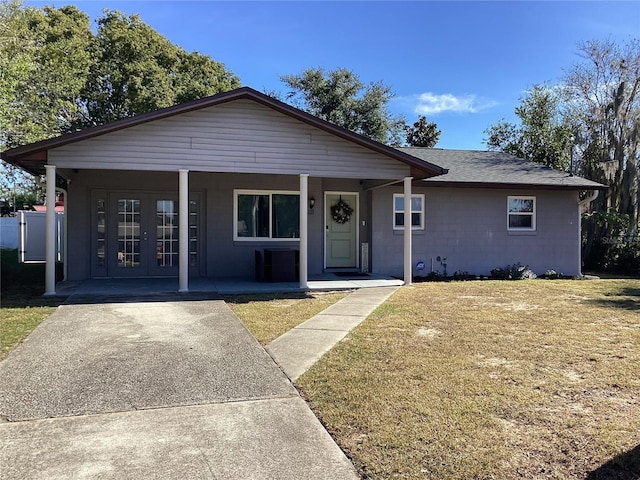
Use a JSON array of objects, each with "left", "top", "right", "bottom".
[
  {"left": 1, "top": 249, "right": 65, "bottom": 308},
  {"left": 1, "top": 290, "right": 66, "bottom": 308},
  {"left": 587, "top": 287, "right": 640, "bottom": 311},
  {"left": 586, "top": 444, "right": 640, "bottom": 480},
  {"left": 222, "top": 292, "right": 315, "bottom": 304}
]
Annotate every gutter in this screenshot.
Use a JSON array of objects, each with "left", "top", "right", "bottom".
[
  {"left": 579, "top": 189, "right": 599, "bottom": 207},
  {"left": 577, "top": 189, "right": 600, "bottom": 277}
]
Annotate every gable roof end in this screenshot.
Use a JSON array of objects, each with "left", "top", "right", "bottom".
[{"left": 1, "top": 87, "right": 447, "bottom": 179}]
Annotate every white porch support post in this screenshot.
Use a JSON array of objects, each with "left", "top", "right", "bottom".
[
  {"left": 44, "top": 165, "right": 57, "bottom": 296},
  {"left": 179, "top": 169, "right": 189, "bottom": 293},
  {"left": 403, "top": 176, "right": 413, "bottom": 286},
  {"left": 299, "top": 174, "right": 309, "bottom": 289}
]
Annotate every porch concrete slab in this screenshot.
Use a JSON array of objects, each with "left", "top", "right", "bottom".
[
  {"left": 0, "top": 298, "right": 294, "bottom": 421},
  {"left": 0, "top": 397, "right": 358, "bottom": 480},
  {"left": 346, "top": 285, "right": 404, "bottom": 297},
  {"left": 266, "top": 286, "right": 399, "bottom": 381},
  {"left": 346, "top": 279, "right": 404, "bottom": 288},
  {"left": 54, "top": 275, "right": 403, "bottom": 298},
  {"left": 266, "top": 328, "right": 350, "bottom": 381}
]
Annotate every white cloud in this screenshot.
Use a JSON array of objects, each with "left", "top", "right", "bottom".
[{"left": 407, "top": 92, "right": 497, "bottom": 115}]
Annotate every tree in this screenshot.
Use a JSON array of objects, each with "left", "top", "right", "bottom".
[
  {"left": 0, "top": 2, "right": 94, "bottom": 204},
  {"left": 77, "top": 10, "right": 240, "bottom": 128},
  {"left": 563, "top": 38, "right": 640, "bottom": 272},
  {"left": 280, "top": 67, "right": 404, "bottom": 145},
  {"left": 404, "top": 115, "right": 441, "bottom": 147},
  {"left": 1, "top": 3, "right": 240, "bottom": 205},
  {"left": 485, "top": 84, "right": 573, "bottom": 171},
  {"left": 0, "top": 2, "right": 94, "bottom": 147}
]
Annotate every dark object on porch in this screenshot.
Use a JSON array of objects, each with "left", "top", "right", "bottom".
[
  {"left": 333, "top": 272, "right": 370, "bottom": 277},
  {"left": 255, "top": 248, "right": 299, "bottom": 282}
]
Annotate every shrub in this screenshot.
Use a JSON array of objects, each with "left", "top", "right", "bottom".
[
  {"left": 490, "top": 263, "right": 537, "bottom": 280},
  {"left": 452, "top": 270, "right": 473, "bottom": 281},
  {"left": 425, "top": 271, "right": 443, "bottom": 281},
  {"left": 542, "top": 269, "right": 562, "bottom": 279}
]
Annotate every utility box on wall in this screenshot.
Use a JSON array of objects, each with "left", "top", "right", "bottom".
[
  {"left": 361, "top": 242, "right": 369, "bottom": 273},
  {"left": 18, "top": 211, "right": 64, "bottom": 263}
]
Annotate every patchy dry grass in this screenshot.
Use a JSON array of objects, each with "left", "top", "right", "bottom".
[
  {"left": 296, "top": 280, "right": 640, "bottom": 479},
  {"left": 224, "top": 290, "right": 349, "bottom": 345}
]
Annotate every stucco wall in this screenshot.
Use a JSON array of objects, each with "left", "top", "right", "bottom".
[
  {"left": 64, "top": 169, "right": 365, "bottom": 281},
  {"left": 371, "top": 186, "right": 581, "bottom": 278}
]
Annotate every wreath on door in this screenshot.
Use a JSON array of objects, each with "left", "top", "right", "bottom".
[{"left": 331, "top": 197, "right": 354, "bottom": 224}]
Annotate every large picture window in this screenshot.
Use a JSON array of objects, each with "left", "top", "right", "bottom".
[
  {"left": 234, "top": 190, "right": 300, "bottom": 240},
  {"left": 393, "top": 194, "right": 425, "bottom": 230},
  {"left": 508, "top": 196, "right": 536, "bottom": 231}
]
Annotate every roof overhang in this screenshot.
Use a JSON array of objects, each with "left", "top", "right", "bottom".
[
  {"left": 421, "top": 180, "right": 609, "bottom": 191},
  {"left": 1, "top": 87, "right": 447, "bottom": 179}
]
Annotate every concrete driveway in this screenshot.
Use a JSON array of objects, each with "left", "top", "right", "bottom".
[{"left": 0, "top": 293, "right": 358, "bottom": 479}]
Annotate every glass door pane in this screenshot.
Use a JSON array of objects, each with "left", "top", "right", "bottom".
[
  {"left": 156, "top": 200, "right": 178, "bottom": 267},
  {"left": 117, "top": 199, "right": 141, "bottom": 268},
  {"left": 189, "top": 199, "right": 198, "bottom": 267},
  {"left": 97, "top": 198, "right": 106, "bottom": 268}
]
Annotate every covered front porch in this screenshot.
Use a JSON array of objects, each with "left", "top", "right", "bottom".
[
  {"left": 2, "top": 87, "right": 447, "bottom": 297},
  {"left": 54, "top": 273, "right": 403, "bottom": 298}
]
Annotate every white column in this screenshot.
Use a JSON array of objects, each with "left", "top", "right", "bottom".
[
  {"left": 44, "top": 165, "right": 57, "bottom": 296},
  {"left": 179, "top": 169, "right": 189, "bottom": 292},
  {"left": 299, "top": 174, "right": 309, "bottom": 289},
  {"left": 404, "top": 176, "right": 413, "bottom": 286}
]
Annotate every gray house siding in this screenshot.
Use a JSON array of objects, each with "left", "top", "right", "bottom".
[
  {"left": 64, "top": 169, "right": 366, "bottom": 281},
  {"left": 49, "top": 100, "right": 410, "bottom": 180},
  {"left": 371, "top": 186, "right": 581, "bottom": 278}
]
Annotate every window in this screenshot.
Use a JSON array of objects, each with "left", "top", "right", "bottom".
[
  {"left": 508, "top": 196, "right": 536, "bottom": 231},
  {"left": 234, "top": 190, "right": 300, "bottom": 240},
  {"left": 393, "top": 194, "right": 425, "bottom": 230}
]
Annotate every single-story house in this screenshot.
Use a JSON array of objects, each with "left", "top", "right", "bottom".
[{"left": 1, "top": 87, "right": 606, "bottom": 294}]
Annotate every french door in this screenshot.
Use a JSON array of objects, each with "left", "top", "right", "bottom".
[{"left": 93, "top": 192, "right": 200, "bottom": 277}]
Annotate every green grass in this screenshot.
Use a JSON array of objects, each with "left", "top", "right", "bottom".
[
  {"left": 1, "top": 249, "right": 63, "bottom": 360},
  {"left": 234, "top": 279, "right": 640, "bottom": 479}
]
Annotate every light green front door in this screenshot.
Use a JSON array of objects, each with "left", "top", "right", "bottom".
[{"left": 325, "top": 193, "right": 358, "bottom": 268}]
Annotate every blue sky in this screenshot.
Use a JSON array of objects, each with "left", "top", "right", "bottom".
[{"left": 27, "top": 1, "right": 640, "bottom": 150}]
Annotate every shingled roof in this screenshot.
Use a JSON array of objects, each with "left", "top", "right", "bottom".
[{"left": 399, "top": 147, "right": 607, "bottom": 191}]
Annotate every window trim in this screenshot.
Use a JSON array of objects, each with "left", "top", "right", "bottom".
[
  {"left": 233, "top": 189, "right": 301, "bottom": 241},
  {"left": 392, "top": 193, "right": 425, "bottom": 230},
  {"left": 507, "top": 195, "right": 536, "bottom": 231}
]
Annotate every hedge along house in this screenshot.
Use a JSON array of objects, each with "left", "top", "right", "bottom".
[{"left": 2, "top": 87, "right": 605, "bottom": 295}]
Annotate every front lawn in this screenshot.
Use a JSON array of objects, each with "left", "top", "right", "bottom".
[
  {"left": 1, "top": 249, "right": 63, "bottom": 360},
  {"left": 225, "top": 290, "right": 349, "bottom": 345},
  {"left": 237, "top": 279, "right": 640, "bottom": 479}
]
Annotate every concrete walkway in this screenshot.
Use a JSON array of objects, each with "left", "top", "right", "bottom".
[
  {"left": 267, "top": 286, "right": 399, "bottom": 381},
  {"left": 0, "top": 292, "right": 366, "bottom": 479},
  {"left": 0, "top": 286, "right": 399, "bottom": 479}
]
